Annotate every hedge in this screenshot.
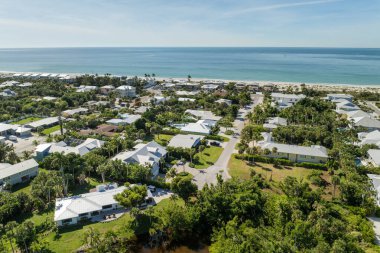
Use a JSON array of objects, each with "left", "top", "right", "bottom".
[{"left": 234, "top": 154, "right": 327, "bottom": 170}]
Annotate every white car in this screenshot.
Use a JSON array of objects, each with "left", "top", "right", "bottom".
[{"left": 8, "top": 135, "right": 17, "bottom": 141}]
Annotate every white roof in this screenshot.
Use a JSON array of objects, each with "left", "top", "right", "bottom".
[
  {"left": 346, "top": 110, "right": 371, "bottom": 119},
  {"left": 0, "top": 123, "right": 18, "bottom": 133},
  {"left": 181, "top": 121, "right": 212, "bottom": 135},
  {"left": 16, "top": 126, "right": 32, "bottom": 133},
  {"left": 358, "top": 130, "right": 380, "bottom": 147},
  {"left": 116, "top": 85, "right": 135, "bottom": 90},
  {"left": 267, "top": 117, "right": 287, "bottom": 126},
  {"left": 327, "top": 94, "right": 353, "bottom": 99},
  {"left": 258, "top": 142, "right": 328, "bottom": 158},
  {"left": 168, "top": 134, "right": 204, "bottom": 149},
  {"left": 63, "top": 108, "right": 88, "bottom": 116},
  {"left": 216, "top": 99, "right": 232, "bottom": 104},
  {"left": 54, "top": 186, "right": 127, "bottom": 221},
  {"left": 202, "top": 84, "right": 219, "bottom": 89},
  {"left": 272, "top": 93, "right": 306, "bottom": 100},
  {"left": 113, "top": 141, "right": 166, "bottom": 166},
  {"left": 368, "top": 149, "right": 380, "bottom": 166},
  {"left": 178, "top": 98, "right": 195, "bottom": 102},
  {"left": 353, "top": 117, "right": 380, "bottom": 129},
  {"left": 185, "top": 109, "right": 222, "bottom": 121},
  {"left": 37, "top": 138, "right": 104, "bottom": 156},
  {"left": 0, "top": 159, "right": 38, "bottom": 180},
  {"left": 26, "top": 117, "right": 60, "bottom": 128},
  {"left": 176, "top": 91, "right": 199, "bottom": 96}
]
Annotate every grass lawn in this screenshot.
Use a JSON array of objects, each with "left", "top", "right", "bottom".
[
  {"left": 42, "top": 125, "right": 61, "bottom": 135},
  {"left": 376, "top": 102, "right": 380, "bottom": 109},
  {"left": 154, "top": 134, "right": 174, "bottom": 146},
  {"left": 193, "top": 146, "right": 223, "bottom": 169},
  {"left": 11, "top": 117, "right": 42, "bottom": 125},
  {"left": 44, "top": 198, "right": 182, "bottom": 253},
  {"left": 228, "top": 156, "right": 335, "bottom": 199}
]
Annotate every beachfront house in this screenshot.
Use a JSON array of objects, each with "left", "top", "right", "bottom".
[
  {"left": 112, "top": 141, "right": 167, "bottom": 177},
  {"left": 271, "top": 93, "right": 306, "bottom": 110},
  {"left": 116, "top": 85, "right": 136, "bottom": 98},
  {"left": 168, "top": 134, "right": 204, "bottom": 149},
  {"left": 35, "top": 138, "right": 105, "bottom": 160},
  {"left": 326, "top": 94, "right": 353, "bottom": 102},
  {"left": 336, "top": 100, "right": 360, "bottom": 112},
  {"left": 0, "top": 80, "right": 19, "bottom": 88},
  {"left": 0, "top": 159, "right": 39, "bottom": 187},
  {"left": 368, "top": 149, "right": 380, "bottom": 167},
  {"left": 201, "top": 84, "right": 219, "bottom": 91}
]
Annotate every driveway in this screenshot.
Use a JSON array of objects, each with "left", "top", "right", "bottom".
[
  {"left": 5, "top": 134, "right": 46, "bottom": 156},
  {"left": 178, "top": 94, "right": 264, "bottom": 189}
]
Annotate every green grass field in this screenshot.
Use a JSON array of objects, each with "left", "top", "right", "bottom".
[
  {"left": 154, "top": 134, "right": 174, "bottom": 146},
  {"left": 11, "top": 117, "right": 42, "bottom": 125},
  {"left": 42, "top": 125, "right": 61, "bottom": 135},
  {"left": 193, "top": 146, "right": 223, "bottom": 169}
]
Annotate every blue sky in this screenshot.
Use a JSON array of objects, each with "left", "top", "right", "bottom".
[{"left": 0, "top": 0, "right": 379, "bottom": 48}]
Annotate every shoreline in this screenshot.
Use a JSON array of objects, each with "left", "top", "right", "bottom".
[{"left": 1, "top": 70, "right": 380, "bottom": 92}]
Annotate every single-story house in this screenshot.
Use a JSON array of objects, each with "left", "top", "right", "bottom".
[
  {"left": 0, "top": 123, "right": 18, "bottom": 136},
  {"left": 26, "top": 117, "right": 61, "bottom": 130},
  {"left": 345, "top": 110, "right": 372, "bottom": 120},
  {"left": 0, "top": 81, "right": 19, "bottom": 88},
  {"left": 178, "top": 97, "right": 195, "bottom": 102},
  {"left": 256, "top": 134, "right": 328, "bottom": 164},
  {"left": 358, "top": 130, "right": 380, "bottom": 148},
  {"left": 134, "top": 106, "right": 149, "bottom": 114},
  {"left": 152, "top": 96, "right": 167, "bottom": 104},
  {"left": 180, "top": 120, "right": 216, "bottom": 135},
  {"left": 263, "top": 117, "right": 287, "bottom": 131},
  {"left": 326, "top": 94, "right": 353, "bottom": 102},
  {"left": 336, "top": 100, "right": 360, "bottom": 112},
  {"left": 35, "top": 138, "right": 105, "bottom": 160},
  {"left": 76, "top": 86, "right": 98, "bottom": 93},
  {"left": 168, "top": 134, "right": 204, "bottom": 149},
  {"left": 201, "top": 84, "right": 219, "bottom": 91},
  {"left": 107, "top": 114, "right": 141, "bottom": 126},
  {"left": 15, "top": 126, "right": 32, "bottom": 137},
  {"left": 54, "top": 184, "right": 153, "bottom": 226},
  {"left": 0, "top": 89, "right": 17, "bottom": 97},
  {"left": 368, "top": 149, "right": 380, "bottom": 167},
  {"left": 113, "top": 141, "right": 167, "bottom": 177},
  {"left": 80, "top": 124, "right": 118, "bottom": 137},
  {"left": 216, "top": 99, "right": 232, "bottom": 105},
  {"left": 185, "top": 109, "right": 222, "bottom": 121},
  {"left": 176, "top": 91, "right": 199, "bottom": 96},
  {"left": 0, "top": 159, "right": 39, "bottom": 186},
  {"left": 62, "top": 108, "right": 89, "bottom": 117},
  {"left": 352, "top": 117, "right": 380, "bottom": 131},
  {"left": 368, "top": 174, "right": 380, "bottom": 206}
]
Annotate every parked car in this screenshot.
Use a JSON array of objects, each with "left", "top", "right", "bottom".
[
  {"left": 9, "top": 135, "right": 17, "bottom": 141},
  {"left": 210, "top": 141, "right": 221, "bottom": 147}
]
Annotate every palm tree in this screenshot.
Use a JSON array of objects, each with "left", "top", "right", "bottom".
[
  {"left": 5, "top": 221, "right": 17, "bottom": 253},
  {"left": 97, "top": 163, "right": 111, "bottom": 183},
  {"left": 332, "top": 175, "right": 340, "bottom": 199}
]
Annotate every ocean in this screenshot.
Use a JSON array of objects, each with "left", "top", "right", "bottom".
[{"left": 0, "top": 47, "right": 379, "bottom": 86}]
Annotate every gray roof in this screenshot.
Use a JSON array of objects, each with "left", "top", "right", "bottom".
[
  {"left": 0, "top": 159, "right": 38, "bottom": 180},
  {"left": 26, "top": 117, "right": 60, "bottom": 129},
  {"left": 37, "top": 138, "right": 105, "bottom": 156},
  {"left": 258, "top": 142, "right": 328, "bottom": 158},
  {"left": 368, "top": 149, "right": 380, "bottom": 166},
  {"left": 0, "top": 123, "right": 18, "bottom": 133},
  {"left": 272, "top": 93, "right": 306, "bottom": 100},
  {"left": 185, "top": 109, "right": 222, "bottom": 121},
  {"left": 168, "top": 134, "right": 204, "bottom": 149},
  {"left": 354, "top": 117, "right": 380, "bottom": 129},
  {"left": 113, "top": 141, "right": 166, "bottom": 166}
]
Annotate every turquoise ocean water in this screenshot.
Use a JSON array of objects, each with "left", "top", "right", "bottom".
[{"left": 0, "top": 47, "right": 379, "bottom": 85}]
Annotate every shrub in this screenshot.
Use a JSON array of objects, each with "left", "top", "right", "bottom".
[{"left": 225, "top": 130, "right": 234, "bottom": 135}]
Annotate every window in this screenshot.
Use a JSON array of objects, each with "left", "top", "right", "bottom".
[
  {"left": 102, "top": 204, "right": 112, "bottom": 210},
  {"left": 79, "top": 213, "right": 88, "bottom": 217},
  {"left": 62, "top": 218, "right": 72, "bottom": 224}
]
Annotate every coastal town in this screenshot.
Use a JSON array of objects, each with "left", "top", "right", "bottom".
[{"left": 1, "top": 72, "right": 380, "bottom": 252}]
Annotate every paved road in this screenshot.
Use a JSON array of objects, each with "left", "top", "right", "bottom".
[{"left": 183, "top": 94, "right": 264, "bottom": 189}]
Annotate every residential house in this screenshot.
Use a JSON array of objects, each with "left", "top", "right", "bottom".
[
  {"left": 116, "top": 85, "right": 136, "bottom": 98},
  {"left": 0, "top": 159, "right": 39, "bottom": 187},
  {"left": 0, "top": 123, "right": 18, "bottom": 136},
  {"left": 113, "top": 141, "right": 167, "bottom": 177},
  {"left": 185, "top": 109, "right": 222, "bottom": 121},
  {"left": 0, "top": 89, "right": 17, "bottom": 97},
  {"left": 180, "top": 120, "right": 216, "bottom": 135},
  {"left": 80, "top": 124, "right": 118, "bottom": 137},
  {"left": 100, "top": 85, "right": 115, "bottom": 95},
  {"left": 15, "top": 126, "right": 32, "bottom": 137},
  {"left": 336, "top": 100, "right": 360, "bottom": 112},
  {"left": 152, "top": 96, "right": 167, "bottom": 104},
  {"left": 201, "top": 84, "right": 219, "bottom": 91},
  {"left": 178, "top": 98, "right": 195, "bottom": 102},
  {"left": 35, "top": 138, "right": 105, "bottom": 160},
  {"left": 263, "top": 117, "right": 288, "bottom": 131},
  {"left": 106, "top": 114, "right": 141, "bottom": 126},
  {"left": 368, "top": 174, "right": 380, "bottom": 206},
  {"left": 326, "top": 94, "right": 353, "bottom": 102},
  {"left": 352, "top": 117, "right": 380, "bottom": 131},
  {"left": 62, "top": 108, "right": 89, "bottom": 117},
  {"left": 168, "top": 134, "right": 204, "bottom": 149},
  {"left": 271, "top": 93, "right": 306, "bottom": 110},
  {"left": 54, "top": 184, "right": 153, "bottom": 226},
  {"left": 26, "top": 117, "right": 61, "bottom": 130},
  {"left": 358, "top": 130, "right": 380, "bottom": 148},
  {"left": 216, "top": 99, "right": 232, "bottom": 105},
  {"left": 76, "top": 86, "right": 98, "bottom": 93},
  {"left": 368, "top": 149, "right": 380, "bottom": 167}
]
